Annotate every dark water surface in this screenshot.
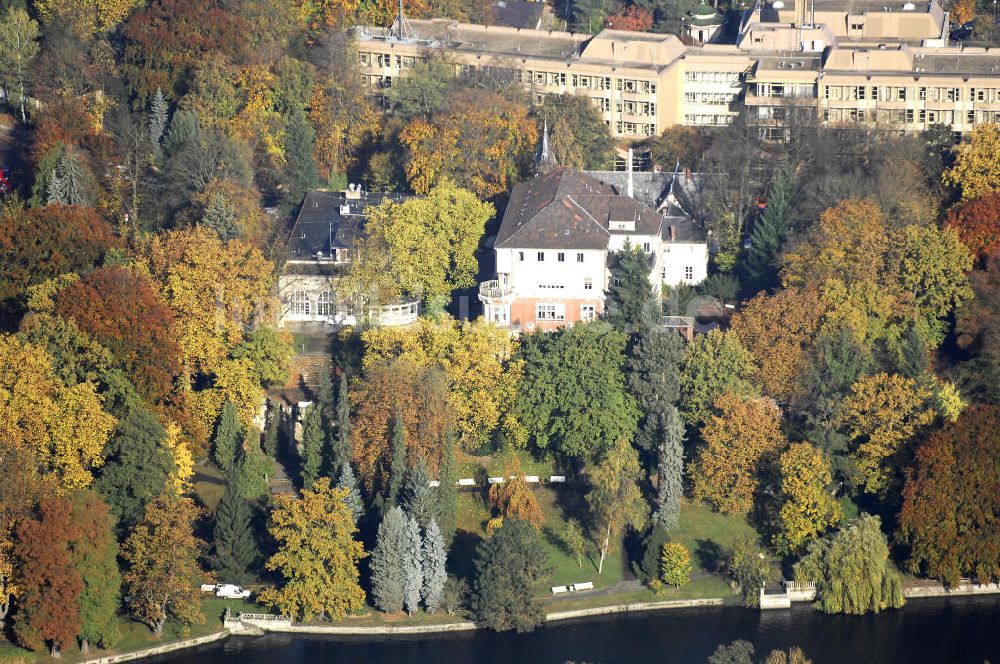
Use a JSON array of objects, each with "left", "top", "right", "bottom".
[{"left": 151, "top": 596, "right": 1000, "bottom": 664}]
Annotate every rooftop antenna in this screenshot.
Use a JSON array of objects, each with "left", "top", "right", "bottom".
[{"left": 391, "top": 0, "right": 415, "bottom": 40}]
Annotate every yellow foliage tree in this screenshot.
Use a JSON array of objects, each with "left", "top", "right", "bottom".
[
  {"left": 258, "top": 481, "right": 367, "bottom": 621},
  {"left": 162, "top": 420, "right": 194, "bottom": 493},
  {"left": 360, "top": 316, "right": 524, "bottom": 451},
  {"left": 774, "top": 443, "right": 841, "bottom": 554},
  {"left": 137, "top": 227, "right": 274, "bottom": 379},
  {"left": 0, "top": 335, "right": 114, "bottom": 494},
  {"left": 951, "top": 0, "right": 976, "bottom": 29},
  {"left": 35, "top": 0, "right": 142, "bottom": 36},
  {"left": 691, "top": 393, "right": 786, "bottom": 514},
  {"left": 943, "top": 124, "right": 1000, "bottom": 201},
  {"left": 229, "top": 64, "right": 285, "bottom": 165},
  {"left": 309, "top": 81, "right": 381, "bottom": 179},
  {"left": 842, "top": 373, "right": 935, "bottom": 495},
  {"left": 488, "top": 456, "right": 543, "bottom": 530}
]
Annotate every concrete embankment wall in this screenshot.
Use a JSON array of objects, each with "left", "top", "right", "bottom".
[
  {"left": 81, "top": 631, "right": 229, "bottom": 664},
  {"left": 903, "top": 580, "right": 1000, "bottom": 598}
]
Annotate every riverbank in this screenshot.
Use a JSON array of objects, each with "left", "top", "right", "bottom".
[{"left": 80, "top": 632, "right": 229, "bottom": 664}]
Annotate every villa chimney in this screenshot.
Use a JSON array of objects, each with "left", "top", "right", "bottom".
[
  {"left": 627, "top": 147, "right": 634, "bottom": 199},
  {"left": 669, "top": 225, "right": 676, "bottom": 241}
]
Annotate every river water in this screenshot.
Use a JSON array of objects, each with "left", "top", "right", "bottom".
[{"left": 150, "top": 596, "right": 1000, "bottom": 664}]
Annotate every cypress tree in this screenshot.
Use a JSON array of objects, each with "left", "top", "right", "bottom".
[
  {"left": 70, "top": 491, "right": 121, "bottom": 653},
  {"left": 387, "top": 413, "right": 406, "bottom": 506},
  {"left": 233, "top": 435, "right": 271, "bottom": 500},
  {"left": 652, "top": 406, "right": 685, "bottom": 532},
  {"left": 436, "top": 430, "right": 458, "bottom": 545},
  {"left": 283, "top": 107, "right": 321, "bottom": 204},
  {"left": 201, "top": 193, "right": 240, "bottom": 242},
  {"left": 403, "top": 456, "right": 436, "bottom": 528},
  {"left": 627, "top": 327, "right": 686, "bottom": 454},
  {"left": 262, "top": 400, "right": 282, "bottom": 458},
  {"left": 332, "top": 372, "right": 352, "bottom": 469},
  {"left": 403, "top": 515, "right": 423, "bottom": 615},
  {"left": 213, "top": 401, "right": 241, "bottom": 476},
  {"left": 148, "top": 87, "right": 169, "bottom": 149},
  {"left": 370, "top": 507, "right": 408, "bottom": 613},
  {"left": 743, "top": 169, "right": 796, "bottom": 293},
  {"left": 213, "top": 484, "right": 257, "bottom": 583},
  {"left": 422, "top": 519, "right": 447, "bottom": 613},
  {"left": 300, "top": 403, "right": 323, "bottom": 489},
  {"left": 336, "top": 462, "right": 364, "bottom": 523}
]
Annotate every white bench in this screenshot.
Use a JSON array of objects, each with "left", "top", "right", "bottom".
[
  {"left": 457, "top": 478, "right": 476, "bottom": 486},
  {"left": 487, "top": 476, "right": 505, "bottom": 484},
  {"left": 428, "top": 480, "right": 440, "bottom": 487},
  {"left": 550, "top": 475, "right": 566, "bottom": 483},
  {"left": 551, "top": 586, "right": 569, "bottom": 594},
  {"left": 571, "top": 582, "right": 595, "bottom": 592},
  {"left": 525, "top": 475, "right": 540, "bottom": 483}
]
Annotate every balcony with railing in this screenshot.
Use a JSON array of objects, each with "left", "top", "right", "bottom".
[{"left": 479, "top": 279, "right": 514, "bottom": 304}]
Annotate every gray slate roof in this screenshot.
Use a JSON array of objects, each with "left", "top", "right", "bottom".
[
  {"left": 491, "top": 0, "right": 544, "bottom": 29},
  {"left": 286, "top": 190, "right": 408, "bottom": 260}
]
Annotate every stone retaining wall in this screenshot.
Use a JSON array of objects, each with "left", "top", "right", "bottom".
[
  {"left": 904, "top": 580, "right": 1000, "bottom": 598},
  {"left": 545, "top": 598, "right": 725, "bottom": 622},
  {"left": 80, "top": 631, "right": 229, "bottom": 664}
]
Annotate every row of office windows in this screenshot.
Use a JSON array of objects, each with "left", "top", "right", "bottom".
[
  {"left": 535, "top": 304, "right": 597, "bottom": 322},
  {"left": 684, "top": 113, "right": 734, "bottom": 126},
  {"left": 518, "top": 251, "right": 586, "bottom": 262},
  {"left": 823, "top": 85, "right": 1000, "bottom": 103},
  {"left": 684, "top": 91, "right": 737, "bottom": 105},
  {"left": 685, "top": 71, "right": 741, "bottom": 85}
]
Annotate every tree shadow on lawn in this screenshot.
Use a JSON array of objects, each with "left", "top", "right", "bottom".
[
  {"left": 448, "top": 530, "right": 484, "bottom": 583},
  {"left": 694, "top": 538, "right": 726, "bottom": 573}
]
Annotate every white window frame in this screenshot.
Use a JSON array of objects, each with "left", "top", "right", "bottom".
[{"left": 290, "top": 290, "right": 311, "bottom": 316}]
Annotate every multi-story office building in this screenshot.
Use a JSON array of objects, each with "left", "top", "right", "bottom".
[{"left": 354, "top": 0, "right": 999, "bottom": 139}]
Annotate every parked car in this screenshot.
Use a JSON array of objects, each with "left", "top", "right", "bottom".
[{"left": 200, "top": 583, "right": 252, "bottom": 599}]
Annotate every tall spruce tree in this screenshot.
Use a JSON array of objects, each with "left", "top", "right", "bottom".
[
  {"left": 213, "top": 484, "right": 257, "bottom": 583},
  {"left": 403, "top": 515, "right": 424, "bottom": 615},
  {"left": 471, "top": 519, "right": 550, "bottom": 633},
  {"left": 299, "top": 403, "right": 324, "bottom": 489},
  {"left": 387, "top": 413, "right": 407, "bottom": 506},
  {"left": 422, "top": 519, "right": 447, "bottom": 613},
  {"left": 403, "top": 456, "right": 436, "bottom": 528},
  {"left": 436, "top": 430, "right": 458, "bottom": 544},
  {"left": 70, "top": 491, "right": 121, "bottom": 653},
  {"left": 213, "top": 401, "right": 241, "bottom": 475},
  {"left": 283, "top": 107, "right": 321, "bottom": 205},
  {"left": 47, "top": 149, "right": 91, "bottom": 206},
  {"left": 743, "top": 169, "right": 796, "bottom": 293},
  {"left": 336, "top": 463, "right": 364, "bottom": 523},
  {"left": 652, "top": 406, "right": 685, "bottom": 531},
  {"left": 201, "top": 193, "right": 240, "bottom": 242},
  {"left": 233, "top": 435, "right": 271, "bottom": 500},
  {"left": 332, "top": 372, "right": 352, "bottom": 469},
  {"left": 627, "top": 327, "right": 686, "bottom": 454},
  {"left": 148, "top": 87, "right": 169, "bottom": 150},
  {"left": 605, "top": 242, "right": 658, "bottom": 332},
  {"left": 370, "top": 507, "right": 408, "bottom": 613}
]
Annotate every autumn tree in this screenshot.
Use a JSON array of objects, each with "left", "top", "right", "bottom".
[
  {"left": 0, "top": 335, "right": 115, "bottom": 494},
  {"left": 346, "top": 182, "right": 492, "bottom": 307},
  {"left": 794, "top": 514, "right": 904, "bottom": 615},
  {"left": 350, "top": 359, "right": 453, "bottom": 492},
  {"left": 138, "top": 225, "right": 273, "bottom": 380},
  {"left": 943, "top": 191, "right": 1000, "bottom": 265},
  {"left": 607, "top": 4, "right": 653, "bottom": 30},
  {"left": 516, "top": 323, "right": 638, "bottom": 460},
  {"left": 309, "top": 71, "right": 381, "bottom": 180},
  {"left": 539, "top": 94, "right": 614, "bottom": 170},
  {"left": 122, "top": 492, "right": 204, "bottom": 635},
  {"left": 841, "top": 373, "right": 935, "bottom": 495},
  {"left": 70, "top": 491, "right": 121, "bottom": 653},
  {"left": 360, "top": 316, "right": 523, "bottom": 452},
  {"left": 96, "top": 406, "right": 175, "bottom": 532},
  {"left": 898, "top": 406, "right": 1000, "bottom": 586},
  {"left": 942, "top": 124, "right": 1000, "bottom": 201},
  {"left": 678, "top": 329, "right": 758, "bottom": 425},
  {"left": 952, "top": 252, "right": 1000, "bottom": 403},
  {"left": 53, "top": 266, "right": 181, "bottom": 403},
  {"left": 649, "top": 125, "right": 711, "bottom": 171},
  {"left": 258, "top": 481, "right": 366, "bottom": 620},
  {"left": 12, "top": 497, "right": 82, "bottom": 657},
  {"left": 471, "top": 519, "right": 550, "bottom": 633},
  {"left": 730, "top": 288, "right": 826, "bottom": 404},
  {"left": 562, "top": 519, "right": 587, "bottom": 568},
  {"left": 0, "top": 204, "right": 118, "bottom": 320},
  {"left": 691, "top": 393, "right": 786, "bottom": 514},
  {"left": 0, "top": 8, "right": 39, "bottom": 124},
  {"left": 587, "top": 438, "right": 649, "bottom": 574},
  {"left": 400, "top": 88, "right": 537, "bottom": 198},
  {"left": 488, "top": 456, "right": 543, "bottom": 532},
  {"left": 773, "top": 443, "right": 841, "bottom": 555},
  {"left": 660, "top": 542, "right": 692, "bottom": 587}
]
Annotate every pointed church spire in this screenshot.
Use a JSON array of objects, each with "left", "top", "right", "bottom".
[
  {"left": 537, "top": 117, "right": 557, "bottom": 173},
  {"left": 541, "top": 118, "right": 551, "bottom": 163}
]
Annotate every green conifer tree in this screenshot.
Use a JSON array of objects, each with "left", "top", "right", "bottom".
[
  {"left": 422, "top": 519, "right": 447, "bottom": 613},
  {"left": 262, "top": 400, "right": 282, "bottom": 457},
  {"left": 299, "top": 403, "right": 324, "bottom": 489},
  {"left": 743, "top": 169, "right": 796, "bottom": 293},
  {"left": 201, "top": 193, "right": 240, "bottom": 242},
  {"left": 213, "top": 401, "right": 241, "bottom": 476},
  {"left": 70, "top": 491, "right": 121, "bottom": 653},
  {"left": 403, "top": 456, "right": 436, "bottom": 528},
  {"left": 371, "top": 507, "right": 408, "bottom": 613},
  {"left": 283, "top": 107, "right": 321, "bottom": 205},
  {"left": 336, "top": 462, "right": 364, "bottom": 523},
  {"left": 387, "top": 413, "right": 407, "bottom": 506},
  {"left": 47, "top": 149, "right": 91, "bottom": 206},
  {"left": 213, "top": 484, "right": 257, "bottom": 584},
  {"left": 233, "top": 434, "right": 272, "bottom": 500},
  {"left": 403, "top": 515, "right": 423, "bottom": 615},
  {"left": 652, "top": 406, "right": 685, "bottom": 531},
  {"left": 332, "top": 372, "right": 353, "bottom": 469},
  {"left": 605, "top": 242, "right": 659, "bottom": 332},
  {"left": 148, "top": 87, "right": 169, "bottom": 151}
]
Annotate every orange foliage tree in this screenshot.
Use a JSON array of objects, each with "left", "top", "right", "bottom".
[
  {"left": 400, "top": 89, "right": 537, "bottom": 198},
  {"left": 309, "top": 80, "right": 381, "bottom": 179},
  {"left": 487, "top": 456, "right": 543, "bottom": 533},
  {"left": 690, "top": 393, "right": 787, "bottom": 514},
  {"left": 606, "top": 5, "right": 653, "bottom": 30},
  {"left": 945, "top": 191, "right": 1000, "bottom": 263},
  {"left": 350, "top": 359, "right": 454, "bottom": 492},
  {"left": 54, "top": 266, "right": 180, "bottom": 403},
  {"left": 898, "top": 406, "right": 1000, "bottom": 586}
]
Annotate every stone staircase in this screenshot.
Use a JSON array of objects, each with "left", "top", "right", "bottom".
[{"left": 286, "top": 353, "right": 332, "bottom": 392}]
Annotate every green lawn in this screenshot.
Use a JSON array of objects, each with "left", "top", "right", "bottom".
[
  {"left": 671, "top": 499, "right": 759, "bottom": 573},
  {"left": 192, "top": 460, "right": 226, "bottom": 512}
]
